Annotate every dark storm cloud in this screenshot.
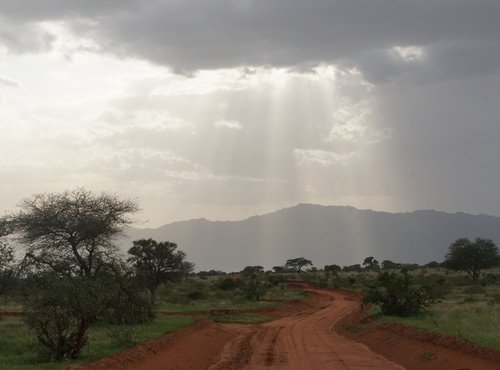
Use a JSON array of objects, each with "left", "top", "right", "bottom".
[
  {"left": 2, "top": 0, "right": 500, "bottom": 223},
  {"left": 1, "top": 0, "right": 499, "bottom": 79}
]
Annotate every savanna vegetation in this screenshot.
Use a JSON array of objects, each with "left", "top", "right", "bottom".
[
  {"left": 1, "top": 188, "right": 500, "bottom": 369},
  {"left": 296, "top": 241, "right": 500, "bottom": 350},
  {"left": 0, "top": 188, "right": 306, "bottom": 369}
]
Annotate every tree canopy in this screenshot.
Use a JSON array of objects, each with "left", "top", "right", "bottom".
[
  {"left": 0, "top": 218, "right": 13, "bottom": 269},
  {"left": 285, "top": 257, "right": 312, "bottom": 274},
  {"left": 363, "top": 256, "right": 380, "bottom": 270},
  {"left": 128, "top": 238, "right": 193, "bottom": 305},
  {"left": 241, "top": 265, "right": 264, "bottom": 278},
  {"left": 324, "top": 264, "right": 341, "bottom": 276},
  {"left": 444, "top": 238, "right": 499, "bottom": 281},
  {"left": 0, "top": 228, "right": 16, "bottom": 299},
  {"left": 381, "top": 260, "right": 401, "bottom": 270},
  {"left": 0, "top": 239, "right": 13, "bottom": 270},
  {"left": 9, "top": 188, "right": 138, "bottom": 278},
  {"left": 4, "top": 188, "right": 148, "bottom": 361}
]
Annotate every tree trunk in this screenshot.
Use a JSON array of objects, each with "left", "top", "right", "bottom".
[
  {"left": 472, "top": 269, "right": 480, "bottom": 282},
  {"left": 70, "top": 315, "right": 92, "bottom": 359},
  {"left": 149, "top": 287, "right": 157, "bottom": 306}
]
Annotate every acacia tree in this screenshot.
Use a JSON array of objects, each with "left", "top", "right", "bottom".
[
  {"left": 128, "top": 239, "right": 193, "bottom": 305},
  {"left": 444, "top": 238, "right": 499, "bottom": 281},
  {"left": 10, "top": 188, "right": 138, "bottom": 278},
  {"left": 363, "top": 256, "right": 380, "bottom": 270},
  {"left": 241, "top": 265, "right": 264, "bottom": 278},
  {"left": 324, "top": 264, "right": 341, "bottom": 277},
  {"left": 6, "top": 188, "right": 142, "bottom": 360},
  {"left": 285, "top": 257, "right": 312, "bottom": 274}
]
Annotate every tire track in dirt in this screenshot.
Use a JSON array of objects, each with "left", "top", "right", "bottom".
[
  {"left": 264, "top": 327, "right": 283, "bottom": 366},
  {"left": 207, "top": 326, "right": 256, "bottom": 370},
  {"left": 209, "top": 288, "right": 405, "bottom": 370},
  {"left": 75, "top": 284, "right": 500, "bottom": 369}
]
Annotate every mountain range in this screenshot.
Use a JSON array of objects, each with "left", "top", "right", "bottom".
[{"left": 121, "top": 204, "right": 500, "bottom": 272}]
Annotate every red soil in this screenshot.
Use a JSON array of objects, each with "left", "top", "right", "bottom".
[
  {"left": 73, "top": 284, "right": 500, "bottom": 369},
  {"left": 0, "top": 311, "right": 23, "bottom": 317}
]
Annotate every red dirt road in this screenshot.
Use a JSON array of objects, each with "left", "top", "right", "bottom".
[
  {"left": 77, "top": 285, "right": 500, "bottom": 370},
  {"left": 208, "top": 287, "right": 404, "bottom": 369}
]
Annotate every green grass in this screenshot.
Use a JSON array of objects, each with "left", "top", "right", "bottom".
[
  {"left": 158, "top": 300, "right": 274, "bottom": 313},
  {"left": 0, "top": 315, "right": 194, "bottom": 370},
  {"left": 371, "top": 282, "right": 500, "bottom": 350},
  {"left": 264, "top": 284, "right": 308, "bottom": 301},
  {"left": 0, "top": 278, "right": 308, "bottom": 369},
  {"left": 155, "top": 279, "right": 306, "bottom": 313},
  {"left": 0, "top": 300, "right": 22, "bottom": 312},
  {"left": 313, "top": 267, "right": 500, "bottom": 350},
  {"left": 377, "top": 302, "right": 500, "bottom": 349},
  {"left": 212, "top": 313, "right": 271, "bottom": 324}
]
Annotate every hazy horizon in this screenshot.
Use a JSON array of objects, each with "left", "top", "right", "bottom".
[
  {"left": 124, "top": 203, "right": 500, "bottom": 272},
  {"left": 2, "top": 1, "right": 500, "bottom": 227},
  {"left": 133, "top": 203, "right": 500, "bottom": 229}
]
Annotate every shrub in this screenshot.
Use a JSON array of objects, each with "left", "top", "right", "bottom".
[
  {"left": 216, "top": 277, "right": 243, "bottom": 291},
  {"left": 242, "top": 280, "right": 268, "bottom": 301},
  {"left": 186, "top": 290, "right": 205, "bottom": 300},
  {"left": 364, "top": 269, "right": 435, "bottom": 317},
  {"left": 24, "top": 278, "right": 93, "bottom": 361},
  {"left": 266, "top": 274, "right": 285, "bottom": 286},
  {"left": 102, "top": 287, "right": 154, "bottom": 325},
  {"left": 24, "top": 270, "right": 153, "bottom": 361}
]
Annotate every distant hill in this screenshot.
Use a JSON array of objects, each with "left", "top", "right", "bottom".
[{"left": 120, "top": 204, "right": 500, "bottom": 272}]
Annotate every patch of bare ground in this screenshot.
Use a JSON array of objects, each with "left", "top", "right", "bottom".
[
  {"left": 73, "top": 284, "right": 500, "bottom": 369},
  {"left": 69, "top": 320, "right": 237, "bottom": 370},
  {"left": 337, "top": 301, "right": 500, "bottom": 369},
  {"left": 0, "top": 311, "right": 23, "bottom": 317}
]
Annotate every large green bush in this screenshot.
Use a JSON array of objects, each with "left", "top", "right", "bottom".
[{"left": 364, "top": 269, "right": 434, "bottom": 317}]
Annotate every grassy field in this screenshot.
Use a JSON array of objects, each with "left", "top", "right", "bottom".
[
  {"left": 6, "top": 268, "right": 499, "bottom": 368},
  {"left": 155, "top": 278, "right": 307, "bottom": 313},
  {"left": 0, "top": 277, "right": 305, "bottom": 369},
  {"left": 305, "top": 267, "right": 500, "bottom": 350},
  {"left": 212, "top": 313, "right": 271, "bottom": 324},
  {"left": 0, "top": 315, "right": 194, "bottom": 370},
  {"left": 0, "top": 300, "right": 22, "bottom": 313},
  {"left": 375, "top": 283, "right": 500, "bottom": 349}
]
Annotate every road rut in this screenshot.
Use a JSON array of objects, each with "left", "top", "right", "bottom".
[{"left": 208, "top": 287, "right": 405, "bottom": 369}]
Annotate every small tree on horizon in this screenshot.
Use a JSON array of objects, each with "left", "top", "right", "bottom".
[
  {"left": 444, "top": 238, "right": 499, "bottom": 281},
  {"left": 381, "top": 260, "right": 401, "bottom": 270},
  {"left": 324, "top": 264, "right": 341, "bottom": 277},
  {"left": 285, "top": 257, "right": 312, "bottom": 274},
  {"left": 241, "top": 265, "right": 264, "bottom": 279},
  {"left": 343, "top": 264, "right": 362, "bottom": 272},
  {"left": 363, "top": 256, "right": 380, "bottom": 270}
]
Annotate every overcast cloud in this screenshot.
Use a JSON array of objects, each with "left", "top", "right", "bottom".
[{"left": 1, "top": 1, "right": 500, "bottom": 226}]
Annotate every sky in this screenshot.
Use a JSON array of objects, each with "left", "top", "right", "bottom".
[{"left": 1, "top": 0, "right": 500, "bottom": 227}]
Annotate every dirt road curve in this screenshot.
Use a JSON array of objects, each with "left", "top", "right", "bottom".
[
  {"left": 78, "top": 285, "right": 500, "bottom": 370},
  {"left": 208, "top": 287, "right": 404, "bottom": 370}
]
